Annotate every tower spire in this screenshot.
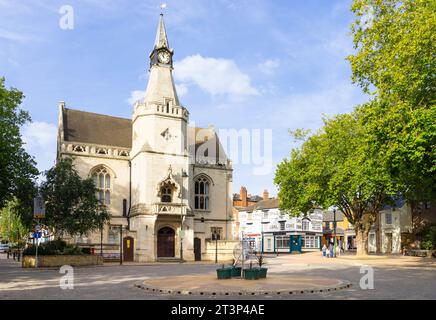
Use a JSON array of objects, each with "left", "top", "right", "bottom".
[
  {"left": 142, "top": 12, "right": 179, "bottom": 106},
  {"left": 154, "top": 13, "right": 169, "bottom": 49}
]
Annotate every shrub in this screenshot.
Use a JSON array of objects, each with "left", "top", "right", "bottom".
[
  {"left": 23, "top": 240, "right": 85, "bottom": 256},
  {"left": 420, "top": 226, "right": 436, "bottom": 250}
]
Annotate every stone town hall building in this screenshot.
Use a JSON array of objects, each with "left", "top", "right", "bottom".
[{"left": 56, "top": 14, "right": 234, "bottom": 262}]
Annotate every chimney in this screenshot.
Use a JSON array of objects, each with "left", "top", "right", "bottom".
[
  {"left": 263, "top": 189, "right": 269, "bottom": 201},
  {"left": 240, "top": 186, "right": 248, "bottom": 207}
]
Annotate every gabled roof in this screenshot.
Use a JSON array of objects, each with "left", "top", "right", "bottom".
[
  {"left": 61, "top": 107, "right": 228, "bottom": 162},
  {"left": 62, "top": 108, "right": 132, "bottom": 148},
  {"left": 245, "top": 198, "right": 279, "bottom": 211}
]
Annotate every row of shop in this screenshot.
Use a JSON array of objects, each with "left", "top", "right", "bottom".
[{"left": 244, "top": 232, "right": 323, "bottom": 253}]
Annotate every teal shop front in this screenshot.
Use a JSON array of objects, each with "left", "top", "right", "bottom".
[{"left": 290, "top": 235, "right": 302, "bottom": 253}]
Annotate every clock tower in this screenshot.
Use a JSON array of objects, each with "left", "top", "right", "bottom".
[
  {"left": 150, "top": 13, "right": 173, "bottom": 68},
  {"left": 129, "top": 13, "right": 192, "bottom": 262}
]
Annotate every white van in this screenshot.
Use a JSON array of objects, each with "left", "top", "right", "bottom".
[{"left": 0, "top": 243, "right": 10, "bottom": 253}]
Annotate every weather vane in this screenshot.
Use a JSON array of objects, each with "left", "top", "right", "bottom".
[{"left": 160, "top": 3, "right": 167, "bottom": 14}]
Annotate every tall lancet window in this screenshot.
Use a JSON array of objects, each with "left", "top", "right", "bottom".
[
  {"left": 92, "top": 167, "right": 111, "bottom": 205},
  {"left": 194, "top": 176, "right": 210, "bottom": 210}
]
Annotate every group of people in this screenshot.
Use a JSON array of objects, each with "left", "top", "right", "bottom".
[{"left": 322, "top": 241, "right": 344, "bottom": 258}]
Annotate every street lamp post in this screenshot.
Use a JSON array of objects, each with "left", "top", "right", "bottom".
[
  {"left": 333, "top": 209, "right": 337, "bottom": 258},
  {"left": 180, "top": 212, "right": 184, "bottom": 262},
  {"left": 100, "top": 226, "right": 103, "bottom": 257},
  {"left": 119, "top": 225, "right": 123, "bottom": 265},
  {"left": 214, "top": 230, "right": 218, "bottom": 264}
]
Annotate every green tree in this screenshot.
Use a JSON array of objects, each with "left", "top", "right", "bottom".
[
  {"left": 0, "top": 199, "right": 30, "bottom": 244},
  {"left": 0, "top": 77, "right": 39, "bottom": 210},
  {"left": 348, "top": 0, "right": 436, "bottom": 201},
  {"left": 40, "top": 157, "right": 110, "bottom": 239},
  {"left": 275, "top": 113, "right": 396, "bottom": 255}
]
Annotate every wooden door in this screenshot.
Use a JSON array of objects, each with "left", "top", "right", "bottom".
[
  {"left": 386, "top": 234, "right": 393, "bottom": 254},
  {"left": 157, "top": 227, "right": 175, "bottom": 257},
  {"left": 123, "top": 236, "right": 134, "bottom": 262},
  {"left": 194, "top": 238, "right": 201, "bottom": 261}
]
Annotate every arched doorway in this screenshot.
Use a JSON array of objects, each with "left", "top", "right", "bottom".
[
  {"left": 157, "top": 227, "right": 175, "bottom": 258},
  {"left": 123, "top": 236, "right": 134, "bottom": 262}
]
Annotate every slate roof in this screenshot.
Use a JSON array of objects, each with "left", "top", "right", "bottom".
[
  {"left": 61, "top": 108, "right": 228, "bottom": 162},
  {"left": 244, "top": 198, "right": 279, "bottom": 211},
  {"left": 62, "top": 108, "right": 132, "bottom": 148}
]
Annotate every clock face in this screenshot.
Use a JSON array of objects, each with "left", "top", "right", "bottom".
[{"left": 158, "top": 51, "right": 171, "bottom": 64}]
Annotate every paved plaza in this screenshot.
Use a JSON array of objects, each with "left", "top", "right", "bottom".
[{"left": 0, "top": 252, "right": 435, "bottom": 300}]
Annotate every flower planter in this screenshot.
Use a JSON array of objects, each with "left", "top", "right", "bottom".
[
  {"left": 230, "top": 266, "right": 242, "bottom": 277},
  {"left": 216, "top": 267, "right": 232, "bottom": 280},
  {"left": 243, "top": 268, "right": 259, "bottom": 280},
  {"left": 22, "top": 255, "right": 103, "bottom": 268},
  {"left": 257, "top": 267, "right": 268, "bottom": 279}
]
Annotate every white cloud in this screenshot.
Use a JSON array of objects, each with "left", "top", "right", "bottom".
[
  {"left": 257, "top": 59, "right": 280, "bottom": 75},
  {"left": 174, "top": 54, "right": 258, "bottom": 98},
  {"left": 21, "top": 121, "right": 57, "bottom": 173},
  {"left": 127, "top": 90, "right": 145, "bottom": 105}
]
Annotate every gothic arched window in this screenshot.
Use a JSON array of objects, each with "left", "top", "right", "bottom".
[
  {"left": 194, "top": 176, "right": 210, "bottom": 210},
  {"left": 92, "top": 167, "right": 111, "bottom": 205}
]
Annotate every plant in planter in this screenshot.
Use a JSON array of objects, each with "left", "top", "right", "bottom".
[
  {"left": 243, "top": 261, "right": 259, "bottom": 280},
  {"left": 230, "top": 259, "right": 242, "bottom": 277},
  {"left": 256, "top": 254, "right": 268, "bottom": 279},
  {"left": 216, "top": 264, "right": 232, "bottom": 280}
]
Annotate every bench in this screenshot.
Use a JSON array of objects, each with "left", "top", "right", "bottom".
[{"left": 407, "top": 249, "right": 432, "bottom": 257}]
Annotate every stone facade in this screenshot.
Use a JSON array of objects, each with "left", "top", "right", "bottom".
[{"left": 56, "top": 14, "right": 234, "bottom": 262}]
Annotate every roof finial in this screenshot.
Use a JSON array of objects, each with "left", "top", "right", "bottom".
[
  {"left": 155, "top": 5, "right": 169, "bottom": 49},
  {"left": 160, "top": 3, "right": 167, "bottom": 15}
]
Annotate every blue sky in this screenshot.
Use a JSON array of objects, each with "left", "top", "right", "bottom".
[{"left": 0, "top": 0, "right": 368, "bottom": 197}]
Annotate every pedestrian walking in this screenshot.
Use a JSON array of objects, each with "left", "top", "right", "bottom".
[
  {"left": 322, "top": 244, "right": 327, "bottom": 257},
  {"left": 329, "top": 243, "right": 333, "bottom": 258}
]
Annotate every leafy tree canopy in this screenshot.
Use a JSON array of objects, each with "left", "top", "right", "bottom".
[
  {"left": 0, "top": 199, "right": 30, "bottom": 244},
  {"left": 348, "top": 0, "right": 436, "bottom": 200},
  {"left": 40, "top": 157, "right": 110, "bottom": 238},
  {"left": 0, "top": 77, "right": 39, "bottom": 210}
]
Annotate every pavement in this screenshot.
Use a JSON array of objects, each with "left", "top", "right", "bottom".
[{"left": 0, "top": 252, "right": 435, "bottom": 300}]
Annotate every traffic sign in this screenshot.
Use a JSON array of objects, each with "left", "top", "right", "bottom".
[
  {"left": 33, "top": 196, "right": 45, "bottom": 219},
  {"left": 33, "top": 232, "right": 42, "bottom": 239}
]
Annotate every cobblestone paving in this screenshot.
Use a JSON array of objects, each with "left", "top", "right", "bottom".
[{"left": 0, "top": 253, "right": 435, "bottom": 300}]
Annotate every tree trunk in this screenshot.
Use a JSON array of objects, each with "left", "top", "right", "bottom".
[{"left": 355, "top": 227, "right": 369, "bottom": 256}]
